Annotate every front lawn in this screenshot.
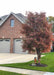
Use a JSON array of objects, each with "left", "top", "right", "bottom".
[
  {"left": 0, "top": 70, "right": 26, "bottom": 75},
  {"left": 0, "top": 52, "right": 54, "bottom": 72}
]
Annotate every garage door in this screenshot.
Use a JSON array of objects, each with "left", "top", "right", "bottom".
[
  {"left": 14, "top": 39, "right": 28, "bottom": 54},
  {"left": 0, "top": 39, "right": 10, "bottom": 53}
]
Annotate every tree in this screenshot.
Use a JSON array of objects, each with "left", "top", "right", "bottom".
[
  {"left": 48, "top": 16, "right": 54, "bottom": 22},
  {"left": 21, "top": 12, "right": 52, "bottom": 64}
]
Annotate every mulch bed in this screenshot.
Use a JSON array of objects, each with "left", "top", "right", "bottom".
[{"left": 30, "top": 63, "right": 47, "bottom": 67}]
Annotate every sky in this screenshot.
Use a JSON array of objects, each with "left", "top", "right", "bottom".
[{"left": 0, "top": 0, "right": 54, "bottom": 17}]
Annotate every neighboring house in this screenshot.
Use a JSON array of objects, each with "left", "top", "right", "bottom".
[
  {"left": 51, "top": 33, "right": 54, "bottom": 51},
  {"left": 0, "top": 12, "right": 28, "bottom": 53}
]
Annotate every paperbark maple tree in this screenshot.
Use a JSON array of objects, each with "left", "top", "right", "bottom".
[{"left": 21, "top": 12, "right": 52, "bottom": 64}]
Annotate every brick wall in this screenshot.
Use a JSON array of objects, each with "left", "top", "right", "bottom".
[{"left": 0, "top": 14, "right": 23, "bottom": 53}]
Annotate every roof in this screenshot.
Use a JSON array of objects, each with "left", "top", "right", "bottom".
[{"left": 0, "top": 12, "right": 27, "bottom": 26}]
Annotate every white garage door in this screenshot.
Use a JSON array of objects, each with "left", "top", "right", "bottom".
[
  {"left": 14, "top": 39, "right": 28, "bottom": 54},
  {"left": 0, "top": 39, "right": 10, "bottom": 53}
]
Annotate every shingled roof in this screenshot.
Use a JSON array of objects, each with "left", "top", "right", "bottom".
[{"left": 0, "top": 12, "right": 27, "bottom": 26}]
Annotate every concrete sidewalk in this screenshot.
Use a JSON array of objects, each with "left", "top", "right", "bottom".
[{"left": 0, "top": 66, "right": 54, "bottom": 75}]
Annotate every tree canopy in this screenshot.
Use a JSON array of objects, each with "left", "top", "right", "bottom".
[{"left": 21, "top": 12, "right": 52, "bottom": 63}]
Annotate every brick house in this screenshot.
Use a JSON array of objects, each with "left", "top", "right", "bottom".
[
  {"left": 0, "top": 12, "right": 28, "bottom": 53},
  {"left": 0, "top": 12, "right": 53, "bottom": 53}
]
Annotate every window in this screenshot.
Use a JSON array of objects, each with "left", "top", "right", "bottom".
[
  {"left": 5, "top": 39, "right": 10, "bottom": 41},
  {"left": 0, "top": 39, "right": 3, "bottom": 41},
  {"left": 10, "top": 19, "right": 14, "bottom": 27},
  {"left": 16, "top": 39, "right": 21, "bottom": 42}
]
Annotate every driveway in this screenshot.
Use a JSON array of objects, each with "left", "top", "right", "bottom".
[{"left": 0, "top": 53, "right": 37, "bottom": 64}]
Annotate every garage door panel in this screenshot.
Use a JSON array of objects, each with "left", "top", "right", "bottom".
[
  {"left": 14, "top": 39, "right": 28, "bottom": 54},
  {"left": 0, "top": 39, "right": 10, "bottom": 53}
]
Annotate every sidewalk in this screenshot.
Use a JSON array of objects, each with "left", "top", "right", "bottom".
[{"left": 0, "top": 66, "right": 54, "bottom": 75}]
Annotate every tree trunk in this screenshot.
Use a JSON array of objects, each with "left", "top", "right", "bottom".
[
  {"left": 37, "top": 53, "right": 41, "bottom": 64},
  {"left": 36, "top": 48, "right": 41, "bottom": 64}
]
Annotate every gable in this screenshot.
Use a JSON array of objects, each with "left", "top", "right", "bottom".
[
  {"left": 0, "top": 14, "right": 23, "bottom": 38},
  {"left": 0, "top": 12, "right": 27, "bottom": 26},
  {"left": 1, "top": 14, "right": 23, "bottom": 28}
]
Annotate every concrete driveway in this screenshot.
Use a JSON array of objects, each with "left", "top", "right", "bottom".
[{"left": 0, "top": 53, "right": 37, "bottom": 64}]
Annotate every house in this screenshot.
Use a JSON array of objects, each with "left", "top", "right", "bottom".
[
  {"left": 0, "top": 12, "right": 28, "bottom": 53},
  {"left": 0, "top": 12, "right": 53, "bottom": 53}
]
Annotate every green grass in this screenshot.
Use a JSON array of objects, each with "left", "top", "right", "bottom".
[
  {"left": 0, "top": 52, "right": 54, "bottom": 72},
  {"left": 0, "top": 70, "right": 26, "bottom": 75}
]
